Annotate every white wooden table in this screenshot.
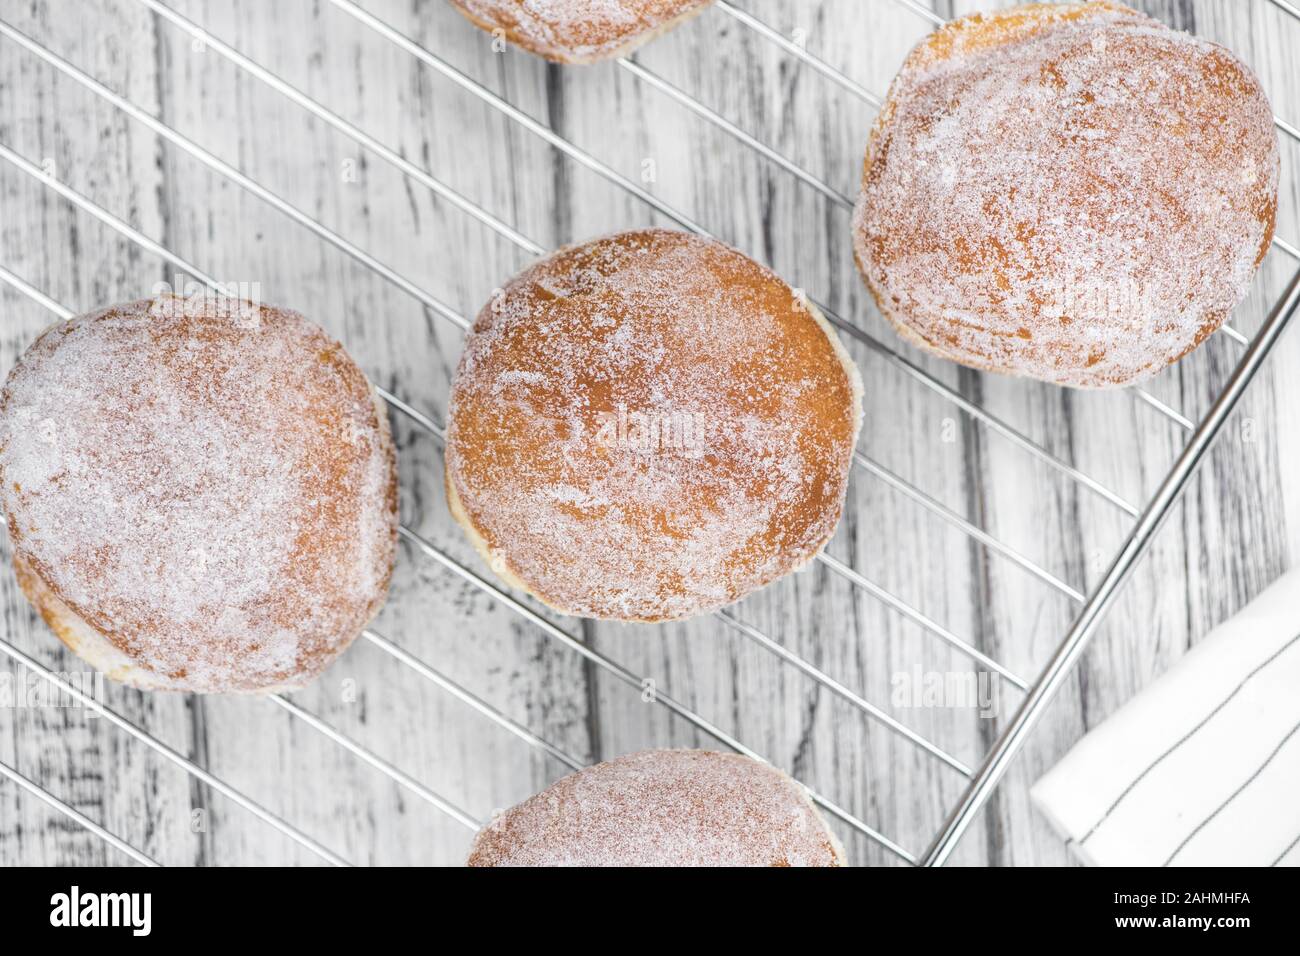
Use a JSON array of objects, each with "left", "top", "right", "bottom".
[{"left": 1, "top": 0, "right": 1297, "bottom": 866}]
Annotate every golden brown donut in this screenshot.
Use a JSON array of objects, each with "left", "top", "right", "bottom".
[
  {"left": 446, "top": 0, "right": 713, "bottom": 63},
  {"left": 467, "top": 749, "right": 846, "bottom": 866},
  {"left": 0, "top": 294, "right": 398, "bottom": 693},
  {"left": 853, "top": 1, "right": 1279, "bottom": 388},
  {"left": 444, "top": 228, "right": 863, "bottom": 622}
]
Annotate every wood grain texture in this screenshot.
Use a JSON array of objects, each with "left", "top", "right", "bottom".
[{"left": 0, "top": 0, "right": 1296, "bottom": 866}]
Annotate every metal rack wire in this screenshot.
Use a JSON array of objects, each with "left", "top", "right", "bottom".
[{"left": 0, "top": 0, "right": 1298, "bottom": 866}]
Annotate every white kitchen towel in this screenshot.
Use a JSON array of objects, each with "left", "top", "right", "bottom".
[{"left": 1031, "top": 567, "right": 1300, "bottom": 867}]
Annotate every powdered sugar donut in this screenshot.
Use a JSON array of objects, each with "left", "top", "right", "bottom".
[
  {"left": 446, "top": 0, "right": 713, "bottom": 63},
  {"left": 444, "top": 229, "right": 863, "bottom": 622},
  {"left": 0, "top": 294, "right": 398, "bottom": 693},
  {"left": 853, "top": 1, "right": 1279, "bottom": 388},
  {"left": 467, "top": 749, "right": 846, "bottom": 866}
]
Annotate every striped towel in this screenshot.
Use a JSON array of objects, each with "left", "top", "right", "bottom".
[{"left": 1031, "top": 567, "right": 1300, "bottom": 866}]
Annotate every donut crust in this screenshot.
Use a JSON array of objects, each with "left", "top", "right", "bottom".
[
  {"left": 467, "top": 749, "right": 847, "bottom": 866},
  {"left": 852, "top": 1, "right": 1279, "bottom": 388},
  {"left": 444, "top": 229, "right": 864, "bottom": 622},
  {"left": 446, "top": 0, "right": 714, "bottom": 64},
  {"left": 0, "top": 295, "right": 399, "bottom": 693}
]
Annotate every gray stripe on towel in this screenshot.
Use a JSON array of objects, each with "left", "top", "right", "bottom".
[{"left": 1080, "top": 632, "right": 1300, "bottom": 844}]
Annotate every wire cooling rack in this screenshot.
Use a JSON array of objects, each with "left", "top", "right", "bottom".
[{"left": 1, "top": 0, "right": 1298, "bottom": 866}]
